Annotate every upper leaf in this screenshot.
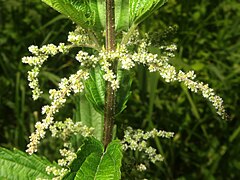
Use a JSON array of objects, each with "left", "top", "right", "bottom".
[
  {"left": 41, "top": 0, "right": 167, "bottom": 32},
  {"left": 129, "top": 0, "right": 167, "bottom": 25},
  {"left": 116, "top": 0, "right": 167, "bottom": 30},
  {"left": 0, "top": 147, "right": 55, "bottom": 179},
  {"left": 42, "top": 0, "right": 105, "bottom": 30},
  {"left": 115, "top": 0, "right": 130, "bottom": 30}
]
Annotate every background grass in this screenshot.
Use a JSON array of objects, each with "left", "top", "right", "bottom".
[{"left": 0, "top": 0, "right": 240, "bottom": 179}]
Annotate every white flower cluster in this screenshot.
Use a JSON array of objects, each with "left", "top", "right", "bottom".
[
  {"left": 53, "top": 144, "right": 77, "bottom": 178},
  {"left": 24, "top": 26, "right": 102, "bottom": 156},
  {"left": 22, "top": 25, "right": 95, "bottom": 101},
  {"left": 49, "top": 118, "right": 94, "bottom": 140},
  {"left": 58, "top": 148, "right": 77, "bottom": 167},
  {"left": 124, "top": 29, "right": 140, "bottom": 46},
  {"left": 177, "top": 70, "right": 226, "bottom": 118},
  {"left": 118, "top": 32, "right": 228, "bottom": 119},
  {"left": 26, "top": 70, "right": 89, "bottom": 155},
  {"left": 22, "top": 43, "right": 71, "bottom": 100},
  {"left": 136, "top": 163, "right": 147, "bottom": 172},
  {"left": 122, "top": 127, "right": 174, "bottom": 164},
  {"left": 67, "top": 26, "right": 89, "bottom": 46},
  {"left": 98, "top": 48, "right": 126, "bottom": 90},
  {"left": 44, "top": 118, "right": 94, "bottom": 179},
  {"left": 45, "top": 166, "right": 68, "bottom": 180},
  {"left": 76, "top": 50, "right": 99, "bottom": 68}
]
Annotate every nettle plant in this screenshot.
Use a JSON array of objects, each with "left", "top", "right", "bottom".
[{"left": 0, "top": 0, "right": 228, "bottom": 179}]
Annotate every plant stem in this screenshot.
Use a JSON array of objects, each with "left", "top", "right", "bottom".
[{"left": 103, "top": 0, "right": 116, "bottom": 149}]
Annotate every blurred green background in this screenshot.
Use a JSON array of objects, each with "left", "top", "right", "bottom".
[{"left": 0, "top": 0, "right": 240, "bottom": 179}]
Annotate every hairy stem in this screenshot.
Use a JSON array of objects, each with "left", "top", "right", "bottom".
[{"left": 103, "top": 0, "right": 116, "bottom": 149}]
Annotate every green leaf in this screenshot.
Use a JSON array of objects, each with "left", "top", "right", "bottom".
[
  {"left": 73, "top": 95, "right": 104, "bottom": 141},
  {"left": 62, "top": 137, "right": 122, "bottom": 180},
  {"left": 0, "top": 147, "right": 55, "bottom": 179},
  {"left": 121, "top": 0, "right": 167, "bottom": 44},
  {"left": 85, "top": 66, "right": 132, "bottom": 115},
  {"left": 116, "top": 69, "right": 133, "bottom": 115},
  {"left": 115, "top": 0, "right": 130, "bottom": 31},
  {"left": 41, "top": 0, "right": 105, "bottom": 30},
  {"left": 41, "top": 0, "right": 167, "bottom": 32},
  {"left": 87, "top": 140, "right": 122, "bottom": 179},
  {"left": 130, "top": 0, "right": 167, "bottom": 25},
  {"left": 62, "top": 137, "right": 103, "bottom": 179},
  {"left": 116, "top": 0, "right": 167, "bottom": 31},
  {"left": 85, "top": 66, "right": 105, "bottom": 114}
]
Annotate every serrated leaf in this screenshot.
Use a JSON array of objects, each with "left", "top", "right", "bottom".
[
  {"left": 85, "top": 66, "right": 132, "bottom": 115},
  {"left": 41, "top": 0, "right": 130, "bottom": 31},
  {"left": 0, "top": 147, "right": 55, "bottom": 180},
  {"left": 116, "top": 0, "right": 168, "bottom": 31},
  {"left": 63, "top": 137, "right": 122, "bottom": 180},
  {"left": 41, "top": 0, "right": 167, "bottom": 32},
  {"left": 130, "top": 0, "right": 167, "bottom": 25},
  {"left": 41, "top": 0, "right": 105, "bottom": 30},
  {"left": 89, "top": 140, "right": 122, "bottom": 179},
  {"left": 62, "top": 137, "right": 103, "bottom": 179},
  {"left": 85, "top": 66, "right": 105, "bottom": 114}
]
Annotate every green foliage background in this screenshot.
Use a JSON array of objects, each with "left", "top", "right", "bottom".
[{"left": 0, "top": 0, "right": 239, "bottom": 179}]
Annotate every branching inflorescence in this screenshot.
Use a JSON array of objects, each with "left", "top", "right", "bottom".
[
  {"left": 122, "top": 127, "right": 174, "bottom": 164},
  {"left": 22, "top": 26, "right": 228, "bottom": 176}
]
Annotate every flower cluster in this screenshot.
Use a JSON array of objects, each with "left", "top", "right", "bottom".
[
  {"left": 22, "top": 26, "right": 94, "bottom": 101},
  {"left": 44, "top": 118, "right": 94, "bottom": 179},
  {"left": 24, "top": 26, "right": 100, "bottom": 155},
  {"left": 117, "top": 32, "right": 228, "bottom": 119},
  {"left": 122, "top": 127, "right": 174, "bottom": 164},
  {"left": 58, "top": 147, "right": 77, "bottom": 167},
  {"left": 67, "top": 26, "right": 89, "bottom": 46},
  {"left": 136, "top": 163, "right": 147, "bottom": 172},
  {"left": 99, "top": 50, "right": 121, "bottom": 90},
  {"left": 45, "top": 166, "right": 68, "bottom": 180},
  {"left": 177, "top": 70, "right": 227, "bottom": 118},
  {"left": 49, "top": 118, "right": 94, "bottom": 140},
  {"left": 124, "top": 29, "right": 140, "bottom": 46},
  {"left": 26, "top": 70, "right": 89, "bottom": 155},
  {"left": 34, "top": 119, "right": 94, "bottom": 180},
  {"left": 76, "top": 50, "right": 99, "bottom": 68},
  {"left": 22, "top": 43, "right": 71, "bottom": 100}
]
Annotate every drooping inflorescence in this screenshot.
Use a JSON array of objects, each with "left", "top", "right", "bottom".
[
  {"left": 122, "top": 126, "right": 174, "bottom": 164},
  {"left": 26, "top": 69, "right": 90, "bottom": 155}
]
